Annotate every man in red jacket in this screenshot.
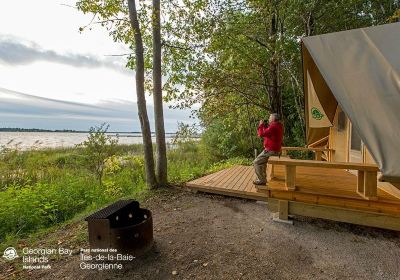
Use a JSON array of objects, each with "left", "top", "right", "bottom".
[{"left": 253, "top": 113, "right": 283, "bottom": 186}]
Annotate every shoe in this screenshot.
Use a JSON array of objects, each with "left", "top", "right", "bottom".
[{"left": 253, "top": 180, "right": 267, "bottom": 186}]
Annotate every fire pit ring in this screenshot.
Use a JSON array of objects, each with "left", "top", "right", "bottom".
[{"left": 85, "top": 199, "right": 153, "bottom": 256}]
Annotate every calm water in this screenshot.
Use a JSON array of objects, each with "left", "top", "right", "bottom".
[{"left": 0, "top": 132, "right": 175, "bottom": 150}]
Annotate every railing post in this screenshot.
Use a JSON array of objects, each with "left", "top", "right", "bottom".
[
  {"left": 364, "top": 171, "right": 378, "bottom": 200},
  {"left": 285, "top": 165, "right": 296, "bottom": 191}
]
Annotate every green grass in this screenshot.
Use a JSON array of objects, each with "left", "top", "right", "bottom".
[{"left": 0, "top": 142, "right": 248, "bottom": 247}]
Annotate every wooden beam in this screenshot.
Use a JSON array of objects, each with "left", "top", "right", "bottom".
[
  {"left": 307, "top": 136, "right": 329, "bottom": 148},
  {"left": 378, "top": 182, "right": 400, "bottom": 200},
  {"left": 187, "top": 184, "right": 268, "bottom": 201},
  {"left": 281, "top": 146, "right": 333, "bottom": 161},
  {"left": 285, "top": 165, "right": 296, "bottom": 191},
  {"left": 269, "top": 157, "right": 379, "bottom": 172},
  {"left": 282, "top": 146, "right": 333, "bottom": 152},
  {"left": 267, "top": 198, "right": 400, "bottom": 231},
  {"left": 268, "top": 184, "right": 400, "bottom": 217}
]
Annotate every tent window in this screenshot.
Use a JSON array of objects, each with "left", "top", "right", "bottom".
[{"left": 350, "top": 125, "right": 362, "bottom": 151}]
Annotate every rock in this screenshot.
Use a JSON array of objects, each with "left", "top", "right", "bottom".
[
  {"left": 172, "top": 270, "right": 178, "bottom": 275},
  {"left": 202, "top": 262, "right": 208, "bottom": 267}
]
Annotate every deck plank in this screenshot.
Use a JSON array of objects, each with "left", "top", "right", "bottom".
[
  {"left": 212, "top": 166, "right": 242, "bottom": 188},
  {"left": 234, "top": 167, "right": 254, "bottom": 191},
  {"left": 225, "top": 166, "right": 249, "bottom": 190},
  {"left": 198, "top": 167, "right": 234, "bottom": 185},
  {"left": 190, "top": 168, "right": 228, "bottom": 185}
]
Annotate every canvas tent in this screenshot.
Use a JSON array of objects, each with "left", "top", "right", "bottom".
[{"left": 302, "top": 22, "right": 400, "bottom": 181}]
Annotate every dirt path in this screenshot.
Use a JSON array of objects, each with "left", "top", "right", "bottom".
[{"left": 6, "top": 188, "right": 400, "bottom": 280}]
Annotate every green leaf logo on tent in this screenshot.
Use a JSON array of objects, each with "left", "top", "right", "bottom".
[{"left": 311, "top": 107, "right": 324, "bottom": 120}]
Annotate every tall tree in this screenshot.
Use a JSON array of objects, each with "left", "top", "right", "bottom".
[
  {"left": 152, "top": 0, "right": 168, "bottom": 186},
  {"left": 77, "top": 0, "right": 160, "bottom": 188},
  {"left": 127, "top": 0, "right": 157, "bottom": 188},
  {"left": 268, "top": 0, "right": 282, "bottom": 118}
]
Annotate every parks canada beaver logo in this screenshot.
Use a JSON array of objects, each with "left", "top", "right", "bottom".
[
  {"left": 2, "top": 247, "right": 19, "bottom": 260},
  {"left": 311, "top": 107, "right": 324, "bottom": 120}
]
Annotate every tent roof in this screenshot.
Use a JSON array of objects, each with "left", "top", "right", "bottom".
[{"left": 302, "top": 23, "right": 400, "bottom": 180}]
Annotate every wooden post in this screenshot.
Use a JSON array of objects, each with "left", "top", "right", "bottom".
[
  {"left": 357, "top": 170, "right": 365, "bottom": 193},
  {"left": 315, "top": 151, "right": 322, "bottom": 161},
  {"left": 328, "top": 150, "right": 333, "bottom": 162},
  {"left": 281, "top": 150, "right": 287, "bottom": 157},
  {"left": 285, "top": 165, "right": 296, "bottom": 191},
  {"left": 364, "top": 171, "right": 378, "bottom": 200},
  {"left": 278, "top": 200, "right": 289, "bottom": 220},
  {"left": 357, "top": 170, "right": 377, "bottom": 200}
]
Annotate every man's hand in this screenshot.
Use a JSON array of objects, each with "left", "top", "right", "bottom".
[{"left": 259, "top": 120, "right": 264, "bottom": 126}]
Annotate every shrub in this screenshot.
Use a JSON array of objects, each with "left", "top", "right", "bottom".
[{"left": 78, "top": 123, "right": 119, "bottom": 185}]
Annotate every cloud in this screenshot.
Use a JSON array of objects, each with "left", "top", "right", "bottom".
[
  {"left": 0, "top": 35, "right": 131, "bottom": 75},
  {"left": 0, "top": 87, "right": 195, "bottom": 132}
]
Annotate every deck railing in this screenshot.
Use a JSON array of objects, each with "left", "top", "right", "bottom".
[
  {"left": 281, "top": 146, "right": 334, "bottom": 161},
  {"left": 268, "top": 156, "right": 380, "bottom": 200}
]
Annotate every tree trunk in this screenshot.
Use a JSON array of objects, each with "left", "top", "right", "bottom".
[
  {"left": 268, "top": 7, "right": 283, "bottom": 118},
  {"left": 305, "top": 12, "right": 315, "bottom": 36},
  {"left": 127, "top": 0, "right": 157, "bottom": 188},
  {"left": 152, "top": 0, "right": 168, "bottom": 186}
]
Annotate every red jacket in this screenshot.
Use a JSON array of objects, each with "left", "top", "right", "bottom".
[{"left": 257, "top": 121, "right": 283, "bottom": 152}]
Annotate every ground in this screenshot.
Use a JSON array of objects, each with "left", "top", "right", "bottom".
[{"left": 2, "top": 188, "right": 400, "bottom": 280}]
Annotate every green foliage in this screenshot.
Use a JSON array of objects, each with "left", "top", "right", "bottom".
[
  {"left": 0, "top": 138, "right": 247, "bottom": 244},
  {"left": 172, "top": 122, "right": 199, "bottom": 145},
  {"left": 78, "top": 123, "right": 119, "bottom": 184},
  {"left": 0, "top": 144, "right": 149, "bottom": 242},
  {"left": 201, "top": 120, "right": 256, "bottom": 161},
  {"left": 0, "top": 173, "right": 96, "bottom": 241},
  {"left": 388, "top": 9, "right": 400, "bottom": 22}
]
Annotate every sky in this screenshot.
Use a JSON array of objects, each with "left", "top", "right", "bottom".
[{"left": 0, "top": 0, "right": 193, "bottom": 132}]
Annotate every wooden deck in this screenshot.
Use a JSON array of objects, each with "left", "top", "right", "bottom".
[
  {"left": 186, "top": 165, "right": 400, "bottom": 217},
  {"left": 187, "top": 165, "right": 265, "bottom": 201}
]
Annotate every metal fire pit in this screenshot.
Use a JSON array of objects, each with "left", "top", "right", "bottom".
[{"left": 85, "top": 199, "right": 153, "bottom": 256}]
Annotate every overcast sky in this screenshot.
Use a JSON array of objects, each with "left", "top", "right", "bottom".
[{"left": 0, "top": 0, "right": 192, "bottom": 132}]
